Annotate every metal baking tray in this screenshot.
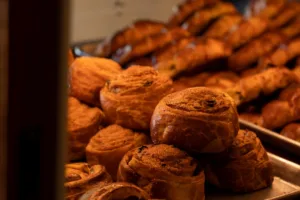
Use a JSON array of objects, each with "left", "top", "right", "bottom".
[
  {"left": 239, "top": 119, "right": 300, "bottom": 158},
  {"left": 206, "top": 152, "right": 300, "bottom": 200}
]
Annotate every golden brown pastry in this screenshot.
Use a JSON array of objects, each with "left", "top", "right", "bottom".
[
  {"left": 152, "top": 36, "right": 196, "bottom": 64},
  {"left": 262, "top": 84, "right": 300, "bottom": 130},
  {"left": 65, "top": 163, "right": 112, "bottom": 200},
  {"left": 280, "top": 123, "right": 300, "bottom": 142},
  {"left": 247, "top": 0, "right": 287, "bottom": 19},
  {"left": 69, "top": 57, "right": 122, "bottom": 106},
  {"left": 240, "top": 64, "right": 270, "bottom": 78},
  {"left": 151, "top": 87, "right": 239, "bottom": 153},
  {"left": 117, "top": 144, "right": 205, "bottom": 200},
  {"left": 100, "top": 66, "right": 173, "bottom": 130},
  {"left": 280, "top": 16, "right": 300, "bottom": 39},
  {"left": 182, "top": 1, "right": 237, "bottom": 35},
  {"left": 173, "top": 72, "right": 213, "bottom": 92},
  {"left": 67, "top": 97, "right": 105, "bottom": 161},
  {"left": 79, "top": 182, "right": 150, "bottom": 200},
  {"left": 226, "top": 67, "right": 297, "bottom": 106},
  {"left": 228, "top": 32, "right": 286, "bottom": 72},
  {"left": 155, "top": 38, "right": 232, "bottom": 78},
  {"left": 204, "top": 71, "right": 240, "bottom": 90},
  {"left": 167, "top": 0, "right": 219, "bottom": 27},
  {"left": 205, "top": 129, "right": 273, "bottom": 192},
  {"left": 68, "top": 49, "right": 75, "bottom": 66},
  {"left": 239, "top": 113, "right": 264, "bottom": 127},
  {"left": 86, "top": 124, "right": 149, "bottom": 180},
  {"left": 112, "top": 27, "right": 190, "bottom": 65},
  {"left": 94, "top": 20, "right": 166, "bottom": 57},
  {"left": 203, "top": 13, "right": 243, "bottom": 39},
  {"left": 226, "top": 16, "right": 268, "bottom": 50},
  {"left": 293, "top": 64, "right": 300, "bottom": 81}
]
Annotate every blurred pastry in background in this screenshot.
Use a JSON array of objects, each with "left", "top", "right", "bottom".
[
  {"left": 280, "top": 123, "right": 300, "bottom": 142},
  {"left": 239, "top": 113, "right": 264, "bottom": 127},
  {"left": 204, "top": 71, "right": 240, "bottom": 90},
  {"left": 173, "top": 72, "right": 213, "bottom": 92}
]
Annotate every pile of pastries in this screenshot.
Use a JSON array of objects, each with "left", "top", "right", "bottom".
[{"left": 65, "top": 0, "right": 300, "bottom": 199}]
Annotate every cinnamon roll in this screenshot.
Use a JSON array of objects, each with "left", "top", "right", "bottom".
[
  {"left": 79, "top": 182, "right": 150, "bottom": 200},
  {"left": 67, "top": 97, "right": 105, "bottom": 161},
  {"left": 69, "top": 57, "right": 122, "bottom": 106},
  {"left": 86, "top": 124, "right": 149, "bottom": 180},
  {"left": 205, "top": 129, "right": 273, "bottom": 192},
  {"left": 280, "top": 123, "right": 300, "bottom": 142},
  {"left": 151, "top": 87, "right": 239, "bottom": 153},
  {"left": 100, "top": 66, "right": 173, "bottom": 130},
  {"left": 65, "top": 163, "right": 112, "bottom": 200},
  {"left": 117, "top": 144, "right": 205, "bottom": 200}
]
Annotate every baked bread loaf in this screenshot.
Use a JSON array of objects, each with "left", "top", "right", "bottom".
[
  {"left": 168, "top": 0, "right": 219, "bottom": 27},
  {"left": 205, "top": 129, "right": 273, "bottom": 192},
  {"left": 203, "top": 13, "right": 243, "bottom": 39},
  {"left": 69, "top": 57, "right": 122, "bottom": 106},
  {"left": 112, "top": 27, "right": 190, "bottom": 65},
  {"left": 173, "top": 72, "right": 213, "bottom": 92},
  {"left": 280, "top": 123, "right": 300, "bottom": 142},
  {"left": 100, "top": 66, "right": 173, "bottom": 130},
  {"left": 204, "top": 71, "right": 240, "bottom": 90},
  {"left": 67, "top": 97, "right": 105, "bottom": 161},
  {"left": 117, "top": 144, "right": 205, "bottom": 200},
  {"left": 155, "top": 38, "right": 232, "bottom": 78},
  {"left": 262, "top": 84, "right": 300, "bottom": 129},
  {"left": 151, "top": 87, "right": 239, "bottom": 153},
  {"left": 79, "top": 182, "right": 150, "bottom": 200},
  {"left": 239, "top": 113, "right": 264, "bottom": 127},
  {"left": 226, "top": 67, "right": 297, "bottom": 106},
  {"left": 95, "top": 20, "right": 165, "bottom": 57},
  {"left": 86, "top": 124, "right": 149, "bottom": 180},
  {"left": 182, "top": 1, "right": 237, "bottom": 35},
  {"left": 65, "top": 163, "right": 112, "bottom": 200}
]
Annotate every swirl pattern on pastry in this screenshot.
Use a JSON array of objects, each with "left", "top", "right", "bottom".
[
  {"left": 117, "top": 144, "right": 205, "bottom": 200},
  {"left": 86, "top": 124, "right": 149, "bottom": 180},
  {"left": 69, "top": 57, "right": 122, "bottom": 106},
  {"left": 205, "top": 129, "right": 273, "bottom": 192},
  {"left": 67, "top": 97, "right": 105, "bottom": 161},
  {"left": 100, "top": 66, "right": 173, "bottom": 130},
  {"left": 151, "top": 87, "right": 239, "bottom": 153},
  {"left": 65, "top": 163, "right": 112, "bottom": 200}
]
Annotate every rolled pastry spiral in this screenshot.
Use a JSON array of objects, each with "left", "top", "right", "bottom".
[
  {"left": 100, "top": 66, "right": 173, "bottom": 130},
  {"left": 67, "top": 97, "right": 105, "bottom": 161},
  {"left": 151, "top": 87, "right": 239, "bottom": 154},
  {"left": 65, "top": 163, "right": 112, "bottom": 200},
  {"left": 79, "top": 182, "right": 150, "bottom": 200},
  {"left": 205, "top": 129, "right": 274, "bottom": 192},
  {"left": 69, "top": 57, "right": 122, "bottom": 106},
  {"left": 86, "top": 124, "right": 149, "bottom": 180},
  {"left": 117, "top": 144, "right": 205, "bottom": 200}
]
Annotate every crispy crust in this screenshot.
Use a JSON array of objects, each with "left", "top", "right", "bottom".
[
  {"left": 151, "top": 87, "right": 239, "bottom": 153},
  {"left": 205, "top": 130, "right": 273, "bottom": 192},
  {"left": 112, "top": 27, "right": 190, "bottom": 65},
  {"left": 117, "top": 144, "right": 205, "bottom": 200},
  {"left": 100, "top": 66, "right": 173, "bottom": 130},
  {"left": 86, "top": 124, "right": 149, "bottom": 180}
]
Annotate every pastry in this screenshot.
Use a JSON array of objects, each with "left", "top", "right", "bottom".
[
  {"left": 262, "top": 84, "right": 300, "bottom": 129},
  {"left": 151, "top": 87, "right": 239, "bottom": 153},
  {"left": 117, "top": 144, "right": 205, "bottom": 200},
  {"left": 86, "top": 124, "right": 149, "bottom": 180},
  {"left": 226, "top": 16, "right": 268, "bottom": 50},
  {"left": 65, "top": 163, "right": 112, "bottom": 200},
  {"left": 182, "top": 1, "right": 237, "bottom": 35},
  {"left": 168, "top": 0, "right": 219, "bottom": 27},
  {"left": 112, "top": 27, "right": 190, "bottom": 65},
  {"left": 280, "top": 16, "right": 300, "bottom": 39},
  {"left": 100, "top": 66, "right": 173, "bottom": 130},
  {"left": 79, "top": 182, "right": 150, "bottom": 200},
  {"left": 204, "top": 71, "right": 240, "bottom": 90},
  {"left": 228, "top": 32, "right": 286, "bottom": 72},
  {"left": 280, "top": 123, "right": 300, "bottom": 142},
  {"left": 67, "top": 97, "right": 105, "bottom": 161},
  {"left": 173, "top": 72, "right": 213, "bottom": 92},
  {"left": 94, "top": 20, "right": 165, "bottom": 57},
  {"left": 69, "top": 57, "right": 122, "bottom": 106},
  {"left": 205, "top": 129, "right": 273, "bottom": 192},
  {"left": 226, "top": 67, "right": 297, "bottom": 106},
  {"left": 155, "top": 38, "right": 232, "bottom": 78},
  {"left": 127, "top": 57, "right": 153, "bottom": 67},
  {"left": 68, "top": 49, "right": 75, "bottom": 66},
  {"left": 239, "top": 113, "right": 264, "bottom": 127},
  {"left": 203, "top": 13, "right": 243, "bottom": 39}
]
